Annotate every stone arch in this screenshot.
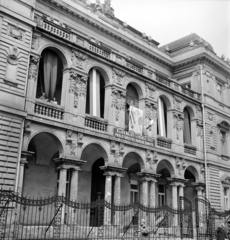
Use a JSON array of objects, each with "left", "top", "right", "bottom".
[
  {"left": 156, "top": 159, "right": 175, "bottom": 177},
  {"left": 157, "top": 94, "right": 172, "bottom": 110},
  {"left": 86, "top": 62, "right": 110, "bottom": 86},
  {"left": 26, "top": 129, "right": 65, "bottom": 156},
  {"left": 125, "top": 80, "right": 144, "bottom": 99},
  {"left": 122, "top": 151, "right": 145, "bottom": 171},
  {"left": 38, "top": 43, "right": 69, "bottom": 69},
  {"left": 184, "top": 165, "right": 199, "bottom": 182},
  {"left": 183, "top": 105, "right": 195, "bottom": 119},
  {"left": 80, "top": 141, "right": 109, "bottom": 171}
]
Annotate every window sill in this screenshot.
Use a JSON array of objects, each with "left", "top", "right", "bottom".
[
  {"left": 184, "top": 143, "right": 197, "bottom": 150},
  {"left": 221, "top": 155, "right": 230, "bottom": 161},
  {"left": 157, "top": 136, "right": 172, "bottom": 143}
]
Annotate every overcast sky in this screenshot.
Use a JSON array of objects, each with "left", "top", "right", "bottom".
[{"left": 65, "top": 0, "right": 230, "bottom": 58}]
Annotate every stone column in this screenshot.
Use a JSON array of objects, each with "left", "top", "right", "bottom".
[
  {"left": 196, "top": 186, "right": 204, "bottom": 197},
  {"left": 70, "top": 167, "right": 80, "bottom": 201},
  {"left": 114, "top": 174, "right": 122, "bottom": 225},
  {"left": 17, "top": 151, "right": 33, "bottom": 195},
  {"left": 141, "top": 178, "right": 148, "bottom": 206},
  {"left": 104, "top": 172, "right": 112, "bottom": 225},
  {"left": 149, "top": 179, "right": 157, "bottom": 207},
  {"left": 58, "top": 165, "right": 68, "bottom": 197},
  {"left": 178, "top": 184, "right": 185, "bottom": 209},
  {"left": 171, "top": 182, "right": 178, "bottom": 225}
]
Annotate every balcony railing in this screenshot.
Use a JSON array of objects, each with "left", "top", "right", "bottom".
[
  {"left": 89, "top": 43, "right": 111, "bottom": 58},
  {"left": 126, "top": 61, "right": 143, "bottom": 74},
  {"left": 42, "top": 20, "right": 71, "bottom": 40},
  {"left": 157, "top": 136, "right": 172, "bottom": 149},
  {"left": 34, "top": 100, "right": 64, "bottom": 120},
  {"left": 181, "top": 87, "right": 201, "bottom": 101},
  {"left": 85, "top": 115, "right": 108, "bottom": 132},
  {"left": 184, "top": 144, "right": 197, "bottom": 155},
  {"left": 156, "top": 76, "right": 170, "bottom": 87}
]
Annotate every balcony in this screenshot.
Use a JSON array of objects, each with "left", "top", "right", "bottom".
[
  {"left": 85, "top": 115, "right": 108, "bottom": 132},
  {"left": 157, "top": 136, "right": 172, "bottom": 149},
  {"left": 34, "top": 100, "right": 64, "bottom": 120},
  {"left": 126, "top": 61, "right": 143, "bottom": 74},
  {"left": 184, "top": 144, "right": 197, "bottom": 155},
  {"left": 181, "top": 87, "right": 201, "bottom": 101},
  {"left": 156, "top": 76, "right": 170, "bottom": 87},
  {"left": 89, "top": 43, "right": 111, "bottom": 59}
]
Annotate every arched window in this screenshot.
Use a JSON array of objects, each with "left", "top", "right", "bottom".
[
  {"left": 125, "top": 84, "right": 139, "bottom": 130},
  {"left": 157, "top": 97, "right": 167, "bottom": 137},
  {"left": 85, "top": 68, "right": 105, "bottom": 118},
  {"left": 36, "top": 49, "right": 63, "bottom": 105},
  {"left": 183, "top": 108, "right": 191, "bottom": 144}
]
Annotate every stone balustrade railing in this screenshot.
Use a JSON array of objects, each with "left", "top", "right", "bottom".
[
  {"left": 85, "top": 115, "right": 108, "bottom": 132},
  {"left": 184, "top": 144, "right": 197, "bottom": 155},
  {"left": 34, "top": 100, "right": 64, "bottom": 120},
  {"left": 157, "top": 136, "right": 172, "bottom": 149},
  {"left": 89, "top": 43, "right": 111, "bottom": 59}
]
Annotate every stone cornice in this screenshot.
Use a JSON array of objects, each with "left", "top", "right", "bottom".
[{"left": 36, "top": 0, "right": 173, "bottom": 69}]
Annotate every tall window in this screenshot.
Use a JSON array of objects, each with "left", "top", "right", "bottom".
[
  {"left": 125, "top": 84, "right": 139, "bottom": 130},
  {"left": 130, "top": 180, "right": 139, "bottom": 204},
  {"left": 36, "top": 49, "right": 63, "bottom": 104},
  {"left": 183, "top": 108, "right": 191, "bottom": 144},
  {"left": 86, "top": 68, "right": 105, "bottom": 118},
  {"left": 158, "top": 184, "right": 166, "bottom": 206},
  {"left": 224, "top": 188, "right": 229, "bottom": 210},
  {"left": 157, "top": 97, "right": 167, "bottom": 137},
  {"left": 221, "top": 131, "right": 227, "bottom": 155}
]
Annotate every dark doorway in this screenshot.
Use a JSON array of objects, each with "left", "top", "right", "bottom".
[{"left": 90, "top": 158, "right": 105, "bottom": 226}]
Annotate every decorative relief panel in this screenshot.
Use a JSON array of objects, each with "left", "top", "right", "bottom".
[
  {"left": 173, "top": 112, "right": 184, "bottom": 139},
  {"left": 31, "top": 33, "right": 41, "bottom": 50},
  {"left": 197, "top": 120, "right": 203, "bottom": 138},
  {"left": 176, "top": 157, "right": 186, "bottom": 175},
  {"left": 145, "top": 101, "right": 157, "bottom": 131},
  {"left": 173, "top": 95, "right": 182, "bottom": 110},
  {"left": 66, "top": 130, "right": 77, "bottom": 156},
  {"left": 71, "top": 50, "right": 88, "bottom": 70},
  {"left": 145, "top": 83, "right": 156, "bottom": 99},
  {"left": 111, "top": 88, "right": 126, "bottom": 121},
  {"left": 112, "top": 68, "right": 126, "bottom": 85},
  {"left": 28, "top": 56, "right": 40, "bottom": 81},
  {"left": 146, "top": 150, "right": 158, "bottom": 171},
  {"left": 110, "top": 141, "right": 124, "bottom": 164},
  {"left": 69, "top": 72, "right": 88, "bottom": 108},
  {"left": 196, "top": 105, "right": 202, "bottom": 120},
  {"left": 7, "top": 24, "right": 24, "bottom": 41}
]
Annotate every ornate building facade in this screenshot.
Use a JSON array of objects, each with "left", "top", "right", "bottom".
[{"left": 0, "top": 0, "right": 230, "bottom": 215}]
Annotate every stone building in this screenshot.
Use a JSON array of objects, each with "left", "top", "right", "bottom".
[{"left": 0, "top": 0, "right": 230, "bottom": 214}]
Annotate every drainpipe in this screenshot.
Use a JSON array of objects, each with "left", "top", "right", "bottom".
[
  {"left": 14, "top": 119, "right": 25, "bottom": 193},
  {"left": 200, "top": 64, "right": 208, "bottom": 198}
]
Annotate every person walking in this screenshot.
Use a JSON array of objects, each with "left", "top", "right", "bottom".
[{"left": 216, "top": 223, "right": 228, "bottom": 240}]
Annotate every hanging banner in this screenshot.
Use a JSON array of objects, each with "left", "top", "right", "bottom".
[{"left": 129, "top": 106, "right": 143, "bottom": 135}]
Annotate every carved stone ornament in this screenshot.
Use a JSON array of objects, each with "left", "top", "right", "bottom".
[
  {"left": 111, "top": 88, "right": 126, "bottom": 121},
  {"left": 176, "top": 158, "right": 186, "bottom": 175},
  {"left": 222, "top": 177, "right": 230, "bottom": 186},
  {"left": 28, "top": 56, "right": 40, "bottom": 81},
  {"left": 24, "top": 120, "right": 31, "bottom": 136},
  {"left": 77, "top": 133, "right": 84, "bottom": 147},
  {"left": 69, "top": 72, "right": 88, "bottom": 108},
  {"left": 112, "top": 68, "right": 126, "bottom": 85},
  {"left": 66, "top": 130, "right": 77, "bottom": 156},
  {"left": 208, "top": 112, "right": 213, "bottom": 121},
  {"left": 71, "top": 50, "right": 88, "bottom": 70},
  {"left": 7, "top": 24, "right": 23, "bottom": 40},
  {"left": 173, "top": 95, "right": 182, "bottom": 110},
  {"left": 173, "top": 112, "right": 184, "bottom": 139},
  {"left": 196, "top": 120, "right": 203, "bottom": 138},
  {"left": 145, "top": 83, "right": 156, "bottom": 99},
  {"left": 146, "top": 150, "right": 158, "bottom": 170},
  {"left": 196, "top": 105, "right": 202, "bottom": 120},
  {"left": 31, "top": 33, "right": 41, "bottom": 50},
  {"left": 91, "top": 0, "right": 115, "bottom": 19},
  {"left": 145, "top": 101, "right": 157, "bottom": 131}
]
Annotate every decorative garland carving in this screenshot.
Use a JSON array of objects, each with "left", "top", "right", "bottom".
[
  {"left": 66, "top": 130, "right": 77, "bottom": 156},
  {"left": 196, "top": 105, "right": 202, "bottom": 120},
  {"left": 173, "top": 112, "right": 184, "bottom": 139},
  {"left": 145, "top": 101, "right": 157, "bottom": 131},
  {"left": 28, "top": 56, "right": 40, "bottom": 81},
  {"left": 69, "top": 72, "right": 88, "bottom": 108},
  {"left": 173, "top": 95, "right": 182, "bottom": 110},
  {"left": 145, "top": 83, "right": 156, "bottom": 99},
  {"left": 196, "top": 120, "right": 203, "bottom": 138},
  {"left": 176, "top": 157, "right": 186, "bottom": 175},
  {"left": 71, "top": 50, "right": 88, "bottom": 70},
  {"left": 112, "top": 68, "right": 126, "bottom": 85},
  {"left": 111, "top": 88, "right": 126, "bottom": 121}
]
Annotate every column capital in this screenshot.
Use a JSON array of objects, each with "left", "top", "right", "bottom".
[
  {"left": 100, "top": 165, "right": 127, "bottom": 177},
  {"left": 21, "top": 150, "right": 34, "bottom": 160},
  {"left": 192, "top": 182, "right": 205, "bottom": 190},
  {"left": 54, "top": 157, "right": 86, "bottom": 168},
  {"left": 137, "top": 172, "right": 160, "bottom": 182},
  {"left": 167, "top": 177, "right": 188, "bottom": 186}
]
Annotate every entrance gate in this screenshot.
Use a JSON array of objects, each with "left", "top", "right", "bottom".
[{"left": 195, "top": 196, "right": 213, "bottom": 240}]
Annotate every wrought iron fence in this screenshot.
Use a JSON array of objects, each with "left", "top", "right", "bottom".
[{"left": 0, "top": 190, "right": 228, "bottom": 240}]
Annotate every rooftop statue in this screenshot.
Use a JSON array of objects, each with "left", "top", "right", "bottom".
[{"left": 92, "top": 0, "right": 115, "bottom": 19}]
